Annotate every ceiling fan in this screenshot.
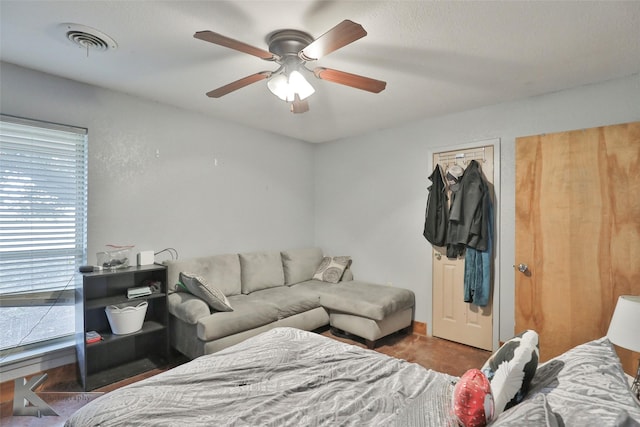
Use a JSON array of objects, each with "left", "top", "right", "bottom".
[{"left": 194, "top": 20, "right": 386, "bottom": 113}]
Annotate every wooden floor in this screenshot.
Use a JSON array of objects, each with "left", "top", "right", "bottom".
[
  {"left": 96, "top": 328, "right": 491, "bottom": 392},
  {"left": 322, "top": 328, "right": 491, "bottom": 378}
]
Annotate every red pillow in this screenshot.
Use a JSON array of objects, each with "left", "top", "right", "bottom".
[{"left": 453, "top": 369, "right": 494, "bottom": 427}]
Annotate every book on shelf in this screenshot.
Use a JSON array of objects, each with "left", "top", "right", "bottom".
[
  {"left": 127, "top": 285, "right": 152, "bottom": 299},
  {"left": 85, "top": 331, "right": 102, "bottom": 344}
]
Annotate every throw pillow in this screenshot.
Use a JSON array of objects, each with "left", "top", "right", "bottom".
[
  {"left": 312, "top": 256, "right": 352, "bottom": 283},
  {"left": 481, "top": 329, "right": 539, "bottom": 416},
  {"left": 178, "top": 272, "right": 233, "bottom": 312},
  {"left": 452, "top": 368, "right": 495, "bottom": 427}
]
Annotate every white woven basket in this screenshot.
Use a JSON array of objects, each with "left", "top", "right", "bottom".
[{"left": 105, "top": 301, "right": 148, "bottom": 335}]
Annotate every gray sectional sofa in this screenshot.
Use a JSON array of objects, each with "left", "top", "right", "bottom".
[{"left": 164, "top": 247, "right": 415, "bottom": 359}]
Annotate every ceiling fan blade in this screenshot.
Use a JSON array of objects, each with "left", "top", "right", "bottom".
[
  {"left": 194, "top": 31, "right": 279, "bottom": 61},
  {"left": 206, "top": 72, "right": 272, "bottom": 98},
  {"left": 313, "top": 67, "right": 386, "bottom": 93},
  {"left": 290, "top": 95, "right": 309, "bottom": 114},
  {"left": 299, "top": 20, "right": 367, "bottom": 61}
]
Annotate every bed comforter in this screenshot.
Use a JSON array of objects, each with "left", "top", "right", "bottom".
[
  {"left": 65, "top": 328, "right": 640, "bottom": 426},
  {"left": 65, "top": 328, "right": 458, "bottom": 426}
]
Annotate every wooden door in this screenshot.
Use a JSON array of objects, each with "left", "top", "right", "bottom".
[
  {"left": 515, "top": 122, "right": 640, "bottom": 374},
  {"left": 432, "top": 146, "right": 494, "bottom": 351}
]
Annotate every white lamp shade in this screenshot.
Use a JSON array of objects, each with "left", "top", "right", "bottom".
[
  {"left": 267, "top": 74, "right": 289, "bottom": 101},
  {"left": 267, "top": 71, "right": 315, "bottom": 102},
  {"left": 607, "top": 295, "right": 640, "bottom": 353},
  {"left": 288, "top": 71, "right": 315, "bottom": 100}
]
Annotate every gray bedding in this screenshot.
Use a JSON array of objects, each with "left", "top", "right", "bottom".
[
  {"left": 65, "top": 328, "right": 640, "bottom": 427},
  {"left": 65, "top": 328, "right": 457, "bottom": 426},
  {"left": 516, "top": 337, "right": 640, "bottom": 426}
]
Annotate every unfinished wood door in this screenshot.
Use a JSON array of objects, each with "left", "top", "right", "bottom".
[
  {"left": 515, "top": 122, "right": 640, "bottom": 374},
  {"left": 432, "top": 146, "right": 494, "bottom": 351}
]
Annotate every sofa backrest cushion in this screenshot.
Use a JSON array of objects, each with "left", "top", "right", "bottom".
[
  {"left": 240, "top": 251, "right": 285, "bottom": 294},
  {"left": 165, "top": 253, "right": 242, "bottom": 296},
  {"left": 281, "top": 248, "right": 324, "bottom": 285}
]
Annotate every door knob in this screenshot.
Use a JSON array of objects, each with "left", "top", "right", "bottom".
[{"left": 517, "top": 263, "right": 529, "bottom": 273}]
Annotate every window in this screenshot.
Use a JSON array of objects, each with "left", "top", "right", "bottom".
[{"left": 0, "top": 115, "right": 88, "bottom": 355}]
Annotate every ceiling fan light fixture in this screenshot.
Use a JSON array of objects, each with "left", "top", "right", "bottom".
[
  {"left": 267, "top": 70, "right": 315, "bottom": 102},
  {"left": 267, "top": 74, "right": 289, "bottom": 101},
  {"left": 289, "top": 70, "right": 315, "bottom": 100}
]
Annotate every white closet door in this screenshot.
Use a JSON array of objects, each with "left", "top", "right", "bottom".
[{"left": 432, "top": 145, "right": 494, "bottom": 351}]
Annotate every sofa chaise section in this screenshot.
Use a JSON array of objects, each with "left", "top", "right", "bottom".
[{"left": 294, "top": 280, "right": 415, "bottom": 348}]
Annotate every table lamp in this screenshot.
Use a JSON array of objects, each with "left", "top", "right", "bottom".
[{"left": 606, "top": 295, "right": 640, "bottom": 401}]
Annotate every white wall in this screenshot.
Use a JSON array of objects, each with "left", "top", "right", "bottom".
[
  {"left": 314, "top": 73, "right": 640, "bottom": 342},
  {"left": 3, "top": 60, "right": 639, "bottom": 345},
  {"left": 0, "top": 62, "right": 316, "bottom": 263}
]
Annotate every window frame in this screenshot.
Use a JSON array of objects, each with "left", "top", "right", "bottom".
[{"left": 0, "top": 114, "right": 88, "bottom": 356}]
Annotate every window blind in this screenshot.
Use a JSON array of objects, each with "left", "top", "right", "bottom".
[{"left": 0, "top": 115, "right": 88, "bottom": 296}]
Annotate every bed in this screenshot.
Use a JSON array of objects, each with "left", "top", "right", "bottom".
[{"left": 65, "top": 327, "right": 640, "bottom": 426}]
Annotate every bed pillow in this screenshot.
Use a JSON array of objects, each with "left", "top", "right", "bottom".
[
  {"left": 452, "top": 368, "right": 495, "bottom": 427},
  {"left": 490, "top": 394, "right": 562, "bottom": 427},
  {"left": 178, "top": 272, "right": 233, "bottom": 312},
  {"left": 312, "top": 256, "right": 352, "bottom": 283},
  {"left": 481, "top": 329, "right": 539, "bottom": 416}
]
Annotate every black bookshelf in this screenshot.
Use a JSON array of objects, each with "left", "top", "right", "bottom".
[{"left": 75, "top": 265, "right": 169, "bottom": 391}]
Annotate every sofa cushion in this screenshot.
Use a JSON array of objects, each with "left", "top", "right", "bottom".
[
  {"left": 281, "top": 247, "right": 324, "bottom": 285},
  {"left": 178, "top": 272, "right": 233, "bottom": 312},
  {"left": 290, "top": 279, "right": 340, "bottom": 294},
  {"left": 167, "top": 292, "right": 210, "bottom": 324},
  {"left": 197, "top": 295, "right": 279, "bottom": 341},
  {"left": 313, "top": 256, "right": 352, "bottom": 283},
  {"left": 244, "top": 286, "right": 321, "bottom": 319},
  {"left": 316, "top": 281, "right": 415, "bottom": 321},
  {"left": 165, "top": 254, "right": 241, "bottom": 296},
  {"left": 240, "top": 251, "right": 285, "bottom": 294}
]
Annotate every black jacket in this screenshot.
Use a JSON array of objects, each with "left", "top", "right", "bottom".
[
  {"left": 423, "top": 164, "right": 448, "bottom": 246},
  {"left": 446, "top": 160, "right": 489, "bottom": 257}
]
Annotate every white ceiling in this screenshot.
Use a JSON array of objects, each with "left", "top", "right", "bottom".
[{"left": 1, "top": 1, "right": 639, "bottom": 143}]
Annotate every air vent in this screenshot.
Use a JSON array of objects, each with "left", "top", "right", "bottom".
[{"left": 60, "top": 23, "right": 117, "bottom": 52}]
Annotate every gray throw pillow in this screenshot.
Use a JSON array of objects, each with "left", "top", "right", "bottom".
[
  {"left": 178, "top": 272, "right": 233, "bottom": 312},
  {"left": 312, "top": 256, "right": 352, "bottom": 283}
]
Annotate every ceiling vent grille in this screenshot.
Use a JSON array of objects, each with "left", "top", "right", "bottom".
[{"left": 61, "top": 23, "right": 117, "bottom": 52}]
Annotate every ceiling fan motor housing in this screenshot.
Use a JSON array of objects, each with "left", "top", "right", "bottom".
[{"left": 267, "top": 30, "right": 313, "bottom": 59}]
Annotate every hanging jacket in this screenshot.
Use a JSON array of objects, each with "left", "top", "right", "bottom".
[
  {"left": 423, "top": 164, "right": 448, "bottom": 246},
  {"left": 446, "top": 160, "right": 489, "bottom": 254}
]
